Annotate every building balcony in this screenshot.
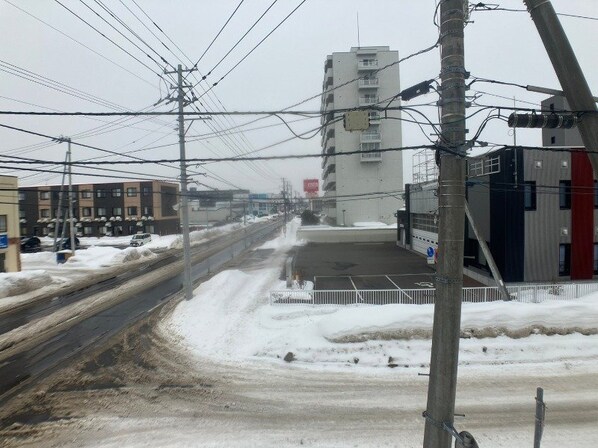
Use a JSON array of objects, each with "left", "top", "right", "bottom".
[
  {"left": 323, "top": 162, "right": 336, "bottom": 178},
  {"left": 358, "top": 78, "right": 379, "bottom": 88},
  {"left": 360, "top": 143, "right": 382, "bottom": 162},
  {"left": 321, "top": 147, "right": 335, "bottom": 169},
  {"left": 360, "top": 152, "right": 382, "bottom": 162},
  {"left": 323, "top": 171, "right": 336, "bottom": 185},
  {"left": 359, "top": 96, "right": 379, "bottom": 107},
  {"left": 358, "top": 59, "right": 378, "bottom": 70},
  {"left": 360, "top": 132, "right": 381, "bottom": 143}
]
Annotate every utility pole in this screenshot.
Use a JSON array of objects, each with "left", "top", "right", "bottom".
[
  {"left": 524, "top": 0, "right": 598, "bottom": 175},
  {"left": 67, "top": 138, "right": 76, "bottom": 256},
  {"left": 165, "top": 64, "right": 196, "bottom": 301},
  {"left": 282, "top": 178, "right": 288, "bottom": 225},
  {"left": 423, "top": 1, "right": 467, "bottom": 447},
  {"left": 52, "top": 152, "right": 69, "bottom": 252}
]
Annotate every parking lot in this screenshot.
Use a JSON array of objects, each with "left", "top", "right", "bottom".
[{"left": 293, "top": 242, "right": 482, "bottom": 290}]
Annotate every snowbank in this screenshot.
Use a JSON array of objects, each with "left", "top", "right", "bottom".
[
  {"left": 257, "top": 218, "right": 305, "bottom": 250},
  {"left": 0, "top": 270, "right": 62, "bottom": 299},
  {"left": 165, "top": 267, "right": 598, "bottom": 371},
  {"left": 0, "top": 246, "right": 157, "bottom": 302}
]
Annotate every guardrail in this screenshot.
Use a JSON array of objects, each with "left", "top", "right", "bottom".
[{"left": 269, "top": 282, "right": 598, "bottom": 306}]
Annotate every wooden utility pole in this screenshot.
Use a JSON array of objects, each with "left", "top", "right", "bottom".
[
  {"left": 524, "top": 0, "right": 598, "bottom": 175},
  {"left": 423, "top": 1, "right": 467, "bottom": 447}
]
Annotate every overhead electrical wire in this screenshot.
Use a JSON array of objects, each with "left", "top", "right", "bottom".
[
  {"left": 469, "top": 3, "right": 598, "bottom": 21},
  {"left": 196, "top": 0, "right": 308, "bottom": 98},
  {"left": 2, "top": 0, "right": 159, "bottom": 90},
  {"left": 53, "top": 0, "right": 163, "bottom": 76},
  {"left": 192, "top": 0, "right": 279, "bottom": 87},
  {"left": 187, "top": 0, "right": 246, "bottom": 73}
]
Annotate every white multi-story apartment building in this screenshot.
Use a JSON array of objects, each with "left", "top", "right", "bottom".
[{"left": 320, "top": 46, "right": 404, "bottom": 226}]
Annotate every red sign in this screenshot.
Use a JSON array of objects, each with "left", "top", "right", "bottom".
[{"left": 303, "top": 178, "right": 319, "bottom": 194}]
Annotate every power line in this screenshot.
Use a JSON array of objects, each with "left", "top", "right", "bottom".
[
  {"left": 194, "top": 0, "right": 279, "bottom": 86},
  {"left": 196, "top": 0, "right": 309, "bottom": 98},
  {"left": 469, "top": 3, "right": 598, "bottom": 21},
  {"left": 2, "top": 0, "right": 159, "bottom": 90},
  {"left": 0, "top": 143, "right": 436, "bottom": 166},
  {"left": 188, "top": 0, "right": 246, "bottom": 73}
]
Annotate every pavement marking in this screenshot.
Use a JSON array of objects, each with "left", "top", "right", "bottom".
[
  {"left": 385, "top": 275, "right": 401, "bottom": 290},
  {"left": 348, "top": 276, "right": 364, "bottom": 302}
]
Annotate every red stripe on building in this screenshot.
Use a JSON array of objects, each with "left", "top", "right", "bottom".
[{"left": 571, "top": 152, "right": 594, "bottom": 280}]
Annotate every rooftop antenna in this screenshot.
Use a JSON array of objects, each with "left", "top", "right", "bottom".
[{"left": 356, "top": 12, "right": 361, "bottom": 48}]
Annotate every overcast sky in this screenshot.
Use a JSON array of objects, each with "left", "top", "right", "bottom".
[{"left": 1, "top": 0, "right": 596, "bottom": 195}]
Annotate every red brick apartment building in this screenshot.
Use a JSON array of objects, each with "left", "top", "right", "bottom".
[{"left": 19, "top": 180, "right": 180, "bottom": 237}]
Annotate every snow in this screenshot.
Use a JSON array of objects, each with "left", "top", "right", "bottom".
[
  {"left": 352, "top": 221, "right": 393, "bottom": 228},
  {"left": 0, "top": 222, "right": 256, "bottom": 308},
  {"left": 257, "top": 218, "right": 305, "bottom": 250},
  {"left": 163, "top": 219, "right": 598, "bottom": 372}
]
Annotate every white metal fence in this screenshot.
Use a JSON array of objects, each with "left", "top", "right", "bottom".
[{"left": 269, "top": 282, "right": 598, "bottom": 306}]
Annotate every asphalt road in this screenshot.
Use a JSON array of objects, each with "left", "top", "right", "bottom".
[
  {"left": 1, "top": 312, "right": 596, "bottom": 448},
  {"left": 0, "top": 219, "right": 282, "bottom": 402},
  {"left": 293, "top": 242, "right": 482, "bottom": 289}
]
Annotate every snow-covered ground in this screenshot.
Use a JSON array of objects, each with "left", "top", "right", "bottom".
[
  {"left": 0, "top": 221, "right": 265, "bottom": 304},
  {"left": 163, "top": 219, "right": 598, "bottom": 372}
]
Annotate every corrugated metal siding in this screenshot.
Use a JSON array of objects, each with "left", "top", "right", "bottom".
[{"left": 524, "top": 149, "right": 571, "bottom": 282}]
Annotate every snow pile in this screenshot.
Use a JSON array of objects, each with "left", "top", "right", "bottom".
[
  {"left": 0, "top": 270, "right": 61, "bottom": 299},
  {"left": 164, "top": 223, "right": 245, "bottom": 250},
  {"left": 165, "top": 269, "right": 598, "bottom": 371},
  {"left": 258, "top": 218, "right": 304, "bottom": 250},
  {"left": 166, "top": 269, "right": 278, "bottom": 360}
]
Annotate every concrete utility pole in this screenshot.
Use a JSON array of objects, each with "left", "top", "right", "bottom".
[
  {"left": 165, "top": 64, "right": 196, "bottom": 301},
  {"left": 53, "top": 152, "right": 69, "bottom": 252},
  {"left": 67, "top": 138, "right": 76, "bottom": 256},
  {"left": 524, "top": 0, "right": 598, "bottom": 175},
  {"left": 423, "top": 1, "right": 467, "bottom": 447}
]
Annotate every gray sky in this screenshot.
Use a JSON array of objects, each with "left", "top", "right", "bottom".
[{"left": 0, "top": 0, "right": 596, "bottom": 195}]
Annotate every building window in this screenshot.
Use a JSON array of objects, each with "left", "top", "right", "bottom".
[
  {"left": 81, "top": 190, "right": 92, "bottom": 199},
  {"left": 82, "top": 207, "right": 92, "bottom": 217},
  {"left": 127, "top": 206, "right": 137, "bottom": 216},
  {"left": 112, "top": 188, "right": 122, "bottom": 197},
  {"left": 559, "top": 181, "right": 571, "bottom": 210},
  {"left": 19, "top": 210, "right": 26, "bottom": 219},
  {"left": 96, "top": 189, "right": 107, "bottom": 198},
  {"left": 142, "top": 187, "right": 152, "bottom": 196},
  {"left": 594, "top": 243, "right": 598, "bottom": 275},
  {"left": 83, "top": 226, "right": 93, "bottom": 235},
  {"left": 524, "top": 181, "right": 536, "bottom": 211},
  {"left": 99, "top": 226, "right": 108, "bottom": 235},
  {"left": 0, "top": 215, "right": 6, "bottom": 232},
  {"left": 40, "top": 209, "right": 50, "bottom": 218},
  {"left": 18, "top": 192, "right": 25, "bottom": 201},
  {"left": 126, "top": 187, "right": 137, "bottom": 197},
  {"left": 559, "top": 243, "right": 571, "bottom": 276},
  {"left": 112, "top": 207, "right": 122, "bottom": 216},
  {"left": 550, "top": 136, "right": 556, "bottom": 144},
  {"left": 40, "top": 191, "right": 50, "bottom": 200},
  {"left": 412, "top": 213, "right": 438, "bottom": 233},
  {"left": 42, "top": 227, "right": 49, "bottom": 236},
  {"left": 97, "top": 207, "right": 107, "bottom": 217},
  {"left": 142, "top": 206, "right": 153, "bottom": 216},
  {"left": 146, "top": 225, "right": 155, "bottom": 234},
  {"left": 128, "top": 225, "right": 137, "bottom": 234}
]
